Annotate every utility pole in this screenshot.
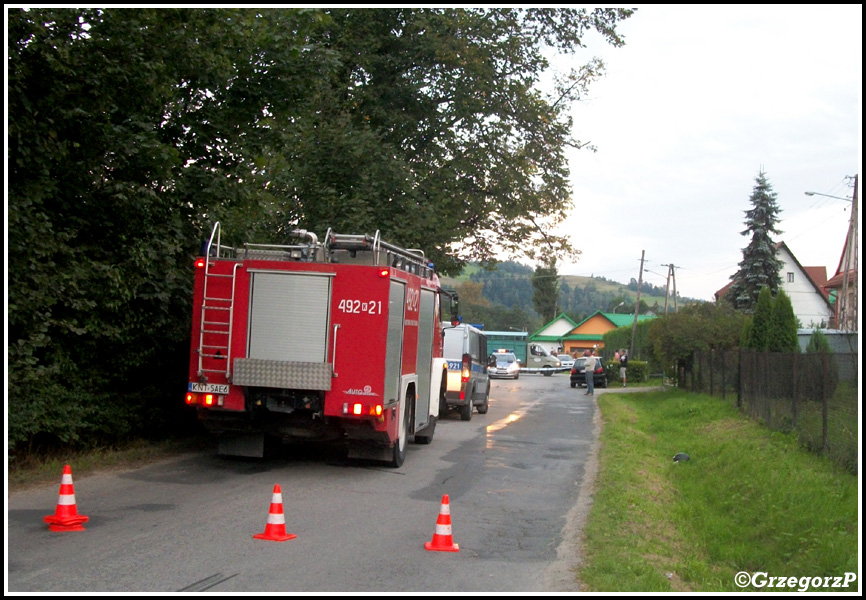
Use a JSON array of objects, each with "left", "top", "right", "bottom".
[
  {"left": 671, "top": 264, "right": 678, "bottom": 313},
  {"left": 806, "top": 175, "right": 858, "bottom": 331},
  {"left": 662, "top": 265, "right": 671, "bottom": 314},
  {"left": 840, "top": 174, "right": 858, "bottom": 331},
  {"left": 661, "top": 263, "right": 678, "bottom": 314},
  {"left": 630, "top": 250, "right": 645, "bottom": 358}
]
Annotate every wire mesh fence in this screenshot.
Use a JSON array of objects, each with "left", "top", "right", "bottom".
[{"left": 688, "top": 349, "right": 858, "bottom": 474}]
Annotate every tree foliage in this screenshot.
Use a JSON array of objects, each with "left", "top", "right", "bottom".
[
  {"left": 744, "top": 286, "right": 775, "bottom": 350},
  {"left": 531, "top": 258, "right": 560, "bottom": 324},
  {"left": 741, "top": 287, "right": 800, "bottom": 352},
  {"left": 647, "top": 302, "right": 747, "bottom": 373},
  {"left": 805, "top": 329, "right": 833, "bottom": 354},
  {"left": 7, "top": 7, "right": 634, "bottom": 453},
  {"left": 469, "top": 261, "right": 535, "bottom": 310},
  {"left": 769, "top": 289, "right": 800, "bottom": 352},
  {"left": 231, "top": 8, "right": 635, "bottom": 270},
  {"left": 726, "top": 170, "right": 784, "bottom": 311}
]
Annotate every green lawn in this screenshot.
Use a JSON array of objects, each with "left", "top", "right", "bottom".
[{"left": 578, "top": 390, "right": 859, "bottom": 592}]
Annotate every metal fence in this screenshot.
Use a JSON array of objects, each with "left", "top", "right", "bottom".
[{"left": 688, "top": 349, "right": 859, "bottom": 474}]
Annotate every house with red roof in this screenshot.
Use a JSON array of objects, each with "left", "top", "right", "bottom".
[
  {"left": 823, "top": 233, "right": 858, "bottom": 331},
  {"left": 714, "top": 241, "right": 834, "bottom": 329}
]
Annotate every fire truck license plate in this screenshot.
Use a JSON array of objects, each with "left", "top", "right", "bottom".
[{"left": 188, "top": 383, "right": 229, "bottom": 394}]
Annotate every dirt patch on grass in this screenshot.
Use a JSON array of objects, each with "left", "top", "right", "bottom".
[{"left": 698, "top": 417, "right": 749, "bottom": 436}]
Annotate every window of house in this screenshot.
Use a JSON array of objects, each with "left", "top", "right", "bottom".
[{"left": 787, "top": 272, "right": 794, "bottom": 283}]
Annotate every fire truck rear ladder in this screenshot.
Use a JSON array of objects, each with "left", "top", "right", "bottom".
[{"left": 197, "top": 222, "right": 238, "bottom": 381}]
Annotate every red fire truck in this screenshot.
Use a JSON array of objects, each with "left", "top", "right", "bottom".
[{"left": 185, "top": 223, "right": 458, "bottom": 467}]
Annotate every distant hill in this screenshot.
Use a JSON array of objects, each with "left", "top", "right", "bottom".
[{"left": 440, "top": 261, "right": 696, "bottom": 325}]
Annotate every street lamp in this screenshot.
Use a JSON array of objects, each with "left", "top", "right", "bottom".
[
  {"left": 805, "top": 181, "right": 858, "bottom": 331},
  {"left": 612, "top": 301, "right": 625, "bottom": 313},
  {"left": 804, "top": 191, "right": 853, "bottom": 202}
]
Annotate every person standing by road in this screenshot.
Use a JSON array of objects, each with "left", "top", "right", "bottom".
[
  {"left": 583, "top": 350, "right": 597, "bottom": 396},
  {"left": 619, "top": 349, "right": 628, "bottom": 388}
]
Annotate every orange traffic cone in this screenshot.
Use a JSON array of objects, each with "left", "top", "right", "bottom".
[
  {"left": 424, "top": 494, "right": 459, "bottom": 552},
  {"left": 253, "top": 484, "right": 297, "bottom": 542},
  {"left": 44, "top": 465, "right": 89, "bottom": 532}
]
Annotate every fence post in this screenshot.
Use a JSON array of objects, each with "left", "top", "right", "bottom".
[
  {"left": 763, "top": 352, "right": 771, "bottom": 426},
  {"left": 690, "top": 353, "right": 696, "bottom": 393},
  {"left": 736, "top": 347, "right": 742, "bottom": 409},
  {"left": 821, "top": 353, "right": 829, "bottom": 453},
  {"left": 709, "top": 349, "right": 714, "bottom": 396},
  {"left": 791, "top": 352, "right": 798, "bottom": 430}
]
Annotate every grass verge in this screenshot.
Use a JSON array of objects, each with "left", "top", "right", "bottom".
[
  {"left": 7, "top": 434, "right": 211, "bottom": 493},
  {"left": 578, "top": 389, "right": 859, "bottom": 592}
]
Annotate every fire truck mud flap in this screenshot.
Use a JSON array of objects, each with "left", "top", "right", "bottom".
[
  {"left": 218, "top": 433, "right": 265, "bottom": 458},
  {"left": 414, "top": 416, "right": 436, "bottom": 445}
]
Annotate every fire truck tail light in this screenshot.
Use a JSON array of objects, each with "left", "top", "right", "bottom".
[
  {"left": 185, "top": 393, "right": 196, "bottom": 405},
  {"left": 352, "top": 403, "right": 363, "bottom": 415},
  {"left": 371, "top": 404, "right": 383, "bottom": 416},
  {"left": 378, "top": 268, "right": 390, "bottom": 278},
  {"left": 204, "top": 394, "right": 215, "bottom": 406},
  {"left": 195, "top": 258, "right": 206, "bottom": 268}
]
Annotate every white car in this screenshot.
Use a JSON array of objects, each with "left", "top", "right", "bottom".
[
  {"left": 556, "top": 354, "right": 575, "bottom": 371},
  {"left": 489, "top": 351, "right": 520, "bottom": 380}
]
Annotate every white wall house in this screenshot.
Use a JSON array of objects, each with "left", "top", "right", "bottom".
[
  {"left": 715, "top": 241, "right": 834, "bottom": 329},
  {"left": 529, "top": 313, "right": 579, "bottom": 354},
  {"left": 775, "top": 242, "right": 834, "bottom": 329}
]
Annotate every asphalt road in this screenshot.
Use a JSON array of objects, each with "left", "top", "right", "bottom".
[{"left": 7, "top": 373, "right": 606, "bottom": 593}]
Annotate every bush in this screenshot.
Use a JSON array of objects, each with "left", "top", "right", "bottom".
[{"left": 606, "top": 359, "right": 648, "bottom": 383}]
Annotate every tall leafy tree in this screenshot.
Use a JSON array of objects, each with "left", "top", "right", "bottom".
[
  {"left": 249, "top": 8, "right": 634, "bottom": 272},
  {"left": 726, "top": 171, "right": 784, "bottom": 311}
]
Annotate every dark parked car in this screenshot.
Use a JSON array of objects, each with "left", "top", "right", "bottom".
[{"left": 569, "top": 357, "right": 608, "bottom": 389}]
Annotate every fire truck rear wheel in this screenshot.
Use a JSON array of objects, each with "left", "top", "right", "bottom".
[
  {"left": 388, "top": 399, "right": 410, "bottom": 468},
  {"left": 438, "top": 374, "right": 448, "bottom": 414}
]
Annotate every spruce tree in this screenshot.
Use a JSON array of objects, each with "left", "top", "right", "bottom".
[{"left": 727, "top": 171, "right": 784, "bottom": 311}]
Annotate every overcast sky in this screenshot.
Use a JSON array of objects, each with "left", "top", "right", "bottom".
[{"left": 552, "top": 4, "right": 861, "bottom": 301}]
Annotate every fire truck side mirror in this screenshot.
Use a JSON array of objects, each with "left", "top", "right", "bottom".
[{"left": 441, "top": 288, "right": 459, "bottom": 326}]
